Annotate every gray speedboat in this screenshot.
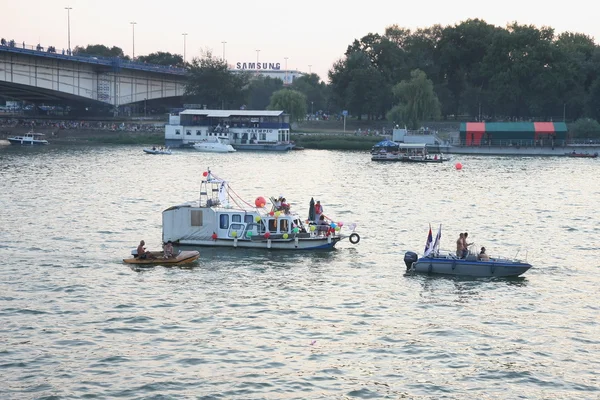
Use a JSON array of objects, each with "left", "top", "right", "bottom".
[{"left": 404, "top": 250, "right": 532, "bottom": 277}]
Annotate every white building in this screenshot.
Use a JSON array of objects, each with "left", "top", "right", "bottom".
[{"left": 230, "top": 61, "right": 305, "bottom": 85}]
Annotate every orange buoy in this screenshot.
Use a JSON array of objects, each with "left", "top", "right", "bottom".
[{"left": 455, "top": 162, "right": 463, "bottom": 170}]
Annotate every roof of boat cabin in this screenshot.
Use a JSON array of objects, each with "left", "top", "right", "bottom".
[
  {"left": 397, "top": 143, "right": 428, "bottom": 148},
  {"left": 179, "top": 109, "right": 285, "bottom": 118}
]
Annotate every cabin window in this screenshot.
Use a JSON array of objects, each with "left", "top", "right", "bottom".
[
  {"left": 268, "top": 219, "right": 277, "bottom": 233},
  {"left": 260, "top": 133, "right": 266, "bottom": 140},
  {"left": 244, "top": 215, "right": 254, "bottom": 224},
  {"left": 279, "top": 219, "right": 289, "bottom": 233},
  {"left": 232, "top": 214, "right": 242, "bottom": 223},
  {"left": 219, "top": 214, "right": 229, "bottom": 229},
  {"left": 196, "top": 130, "right": 201, "bottom": 135},
  {"left": 175, "top": 129, "right": 180, "bottom": 135},
  {"left": 191, "top": 210, "right": 203, "bottom": 226},
  {"left": 228, "top": 223, "right": 245, "bottom": 238},
  {"left": 186, "top": 130, "right": 191, "bottom": 136}
]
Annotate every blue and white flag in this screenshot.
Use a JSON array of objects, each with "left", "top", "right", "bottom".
[
  {"left": 432, "top": 224, "right": 442, "bottom": 256},
  {"left": 423, "top": 224, "right": 434, "bottom": 256}
]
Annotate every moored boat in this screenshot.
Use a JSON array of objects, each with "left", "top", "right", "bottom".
[
  {"left": 565, "top": 151, "right": 598, "bottom": 158},
  {"left": 123, "top": 250, "right": 199, "bottom": 265},
  {"left": 8, "top": 131, "right": 49, "bottom": 145},
  {"left": 193, "top": 139, "right": 236, "bottom": 153},
  {"left": 162, "top": 168, "right": 361, "bottom": 250},
  {"left": 371, "top": 142, "right": 449, "bottom": 162},
  {"left": 403, "top": 225, "right": 532, "bottom": 277}
]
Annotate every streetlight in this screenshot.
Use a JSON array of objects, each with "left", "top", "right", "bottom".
[
  {"left": 308, "top": 64, "right": 312, "bottom": 74},
  {"left": 222, "top": 41, "right": 227, "bottom": 62},
  {"left": 144, "top": 98, "right": 147, "bottom": 117},
  {"left": 182, "top": 33, "right": 188, "bottom": 63},
  {"left": 130, "top": 22, "right": 137, "bottom": 60},
  {"left": 256, "top": 49, "right": 260, "bottom": 75},
  {"left": 311, "top": 101, "right": 314, "bottom": 116},
  {"left": 65, "top": 7, "right": 72, "bottom": 55},
  {"left": 284, "top": 56, "right": 288, "bottom": 85}
]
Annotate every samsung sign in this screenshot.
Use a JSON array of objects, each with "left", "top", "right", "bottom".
[{"left": 236, "top": 62, "right": 281, "bottom": 70}]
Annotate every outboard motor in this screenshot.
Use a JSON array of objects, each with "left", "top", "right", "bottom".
[{"left": 404, "top": 251, "right": 418, "bottom": 271}]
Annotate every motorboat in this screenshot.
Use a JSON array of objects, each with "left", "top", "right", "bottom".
[
  {"left": 193, "top": 139, "right": 236, "bottom": 153},
  {"left": 371, "top": 142, "right": 449, "bottom": 162},
  {"left": 8, "top": 131, "right": 49, "bottom": 145},
  {"left": 565, "top": 151, "right": 598, "bottom": 158},
  {"left": 143, "top": 147, "right": 172, "bottom": 155},
  {"left": 403, "top": 225, "right": 532, "bottom": 277},
  {"left": 123, "top": 249, "right": 199, "bottom": 265},
  {"left": 162, "top": 168, "right": 361, "bottom": 250}
]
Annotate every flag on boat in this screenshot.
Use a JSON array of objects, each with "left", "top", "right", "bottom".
[
  {"left": 423, "top": 224, "right": 433, "bottom": 256},
  {"left": 432, "top": 224, "right": 442, "bottom": 256}
]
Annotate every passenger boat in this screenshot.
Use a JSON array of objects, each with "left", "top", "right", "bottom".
[
  {"left": 8, "top": 131, "right": 49, "bottom": 145},
  {"left": 123, "top": 250, "right": 200, "bottom": 265},
  {"left": 165, "top": 109, "right": 294, "bottom": 151},
  {"left": 403, "top": 225, "right": 532, "bottom": 277},
  {"left": 193, "top": 138, "right": 236, "bottom": 153},
  {"left": 143, "top": 147, "right": 172, "bottom": 155},
  {"left": 565, "top": 151, "right": 598, "bottom": 158},
  {"left": 371, "top": 142, "right": 449, "bottom": 162},
  {"left": 162, "top": 168, "right": 361, "bottom": 250}
]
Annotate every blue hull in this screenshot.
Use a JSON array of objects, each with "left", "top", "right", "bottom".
[{"left": 411, "top": 257, "right": 532, "bottom": 277}]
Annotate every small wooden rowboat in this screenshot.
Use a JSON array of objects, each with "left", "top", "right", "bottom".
[{"left": 123, "top": 250, "right": 199, "bottom": 265}]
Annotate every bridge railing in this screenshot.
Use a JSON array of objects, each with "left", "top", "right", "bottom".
[{"left": 0, "top": 40, "right": 187, "bottom": 76}]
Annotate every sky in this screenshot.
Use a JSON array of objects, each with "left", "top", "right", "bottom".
[{"left": 2, "top": 0, "right": 599, "bottom": 82}]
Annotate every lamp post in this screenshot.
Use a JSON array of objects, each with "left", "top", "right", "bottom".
[
  {"left": 222, "top": 41, "right": 227, "bottom": 62},
  {"left": 144, "top": 98, "right": 147, "bottom": 117},
  {"left": 255, "top": 49, "right": 260, "bottom": 75},
  {"left": 284, "top": 56, "right": 288, "bottom": 85},
  {"left": 308, "top": 64, "right": 312, "bottom": 74},
  {"left": 130, "top": 21, "right": 137, "bottom": 59},
  {"left": 182, "top": 33, "right": 188, "bottom": 63},
  {"left": 65, "top": 7, "right": 72, "bottom": 55},
  {"left": 311, "top": 101, "right": 314, "bottom": 116}
]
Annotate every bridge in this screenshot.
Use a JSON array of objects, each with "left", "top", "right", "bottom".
[{"left": 0, "top": 43, "right": 187, "bottom": 111}]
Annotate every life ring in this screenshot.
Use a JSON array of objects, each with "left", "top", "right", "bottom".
[{"left": 349, "top": 233, "right": 360, "bottom": 244}]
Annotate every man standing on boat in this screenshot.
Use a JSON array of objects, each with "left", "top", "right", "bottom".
[{"left": 314, "top": 200, "right": 323, "bottom": 222}]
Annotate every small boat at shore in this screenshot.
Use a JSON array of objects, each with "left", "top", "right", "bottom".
[
  {"left": 403, "top": 225, "right": 532, "bottom": 277},
  {"left": 143, "top": 147, "right": 172, "bottom": 155},
  {"left": 193, "top": 139, "right": 236, "bottom": 153},
  {"left": 565, "top": 151, "right": 598, "bottom": 158},
  {"left": 8, "top": 131, "right": 49, "bottom": 145},
  {"left": 123, "top": 250, "right": 199, "bottom": 265}
]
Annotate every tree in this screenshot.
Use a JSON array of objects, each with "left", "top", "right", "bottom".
[
  {"left": 246, "top": 76, "right": 284, "bottom": 110},
  {"left": 291, "top": 73, "right": 327, "bottom": 114},
  {"left": 387, "top": 69, "right": 441, "bottom": 129},
  {"left": 136, "top": 51, "right": 184, "bottom": 67},
  {"left": 185, "top": 50, "right": 250, "bottom": 109},
  {"left": 72, "top": 44, "right": 128, "bottom": 58},
  {"left": 268, "top": 89, "right": 307, "bottom": 122},
  {"left": 570, "top": 118, "right": 600, "bottom": 138}
]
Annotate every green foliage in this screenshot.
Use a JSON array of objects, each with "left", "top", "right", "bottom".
[
  {"left": 73, "top": 44, "right": 127, "bottom": 59},
  {"left": 136, "top": 52, "right": 183, "bottom": 67},
  {"left": 291, "top": 73, "right": 328, "bottom": 114},
  {"left": 185, "top": 50, "right": 250, "bottom": 109},
  {"left": 268, "top": 89, "right": 307, "bottom": 122},
  {"left": 388, "top": 70, "right": 440, "bottom": 129},
  {"left": 570, "top": 118, "right": 600, "bottom": 138},
  {"left": 247, "top": 76, "right": 283, "bottom": 110}
]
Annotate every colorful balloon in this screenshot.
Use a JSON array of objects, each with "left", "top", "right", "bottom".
[
  {"left": 269, "top": 211, "right": 275, "bottom": 216},
  {"left": 211, "top": 232, "right": 217, "bottom": 240},
  {"left": 335, "top": 226, "right": 340, "bottom": 231},
  {"left": 292, "top": 227, "right": 299, "bottom": 233},
  {"left": 203, "top": 171, "right": 208, "bottom": 177},
  {"left": 338, "top": 222, "right": 344, "bottom": 227},
  {"left": 254, "top": 196, "right": 266, "bottom": 208},
  {"left": 455, "top": 162, "right": 463, "bottom": 170},
  {"left": 255, "top": 216, "right": 261, "bottom": 223},
  {"left": 309, "top": 225, "right": 316, "bottom": 232},
  {"left": 264, "top": 232, "right": 271, "bottom": 239},
  {"left": 246, "top": 231, "right": 253, "bottom": 237},
  {"left": 330, "top": 223, "right": 337, "bottom": 229},
  {"left": 232, "top": 231, "right": 238, "bottom": 238},
  {"left": 283, "top": 233, "right": 289, "bottom": 239},
  {"left": 275, "top": 211, "right": 281, "bottom": 218}
]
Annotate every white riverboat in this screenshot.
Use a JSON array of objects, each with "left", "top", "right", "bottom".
[
  {"left": 8, "top": 131, "right": 49, "bottom": 145},
  {"left": 165, "top": 109, "right": 293, "bottom": 151},
  {"left": 162, "top": 168, "right": 361, "bottom": 250},
  {"left": 371, "top": 142, "right": 450, "bottom": 162},
  {"left": 193, "top": 138, "right": 236, "bottom": 153}
]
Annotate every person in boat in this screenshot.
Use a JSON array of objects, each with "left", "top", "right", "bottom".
[
  {"left": 317, "top": 215, "right": 329, "bottom": 235},
  {"left": 462, "top": 232, "right": 473, "bottom": 258},
  {"left": 273, "top": 196, "right": 283, "bottom": 210},
  {"left": 163, "top": 240, "right": 174, "bottom": 258},
  {"left": 314, "top": 200, "right": 323, "bottom": 222},
  {"left": 456, "top": 233, "right": 465, "bottom": 258},
  {"left": 478, "top": 247, "right": 490, "bottom": 261},
  {"left": 152, "top": 146, "right": 156, "bottom": 151},
  {"left": 280, "top": 198, "right": 290, "bottom": 214},
  {"left": 136, "top": 240, "right": 156, "bottom": 259}
]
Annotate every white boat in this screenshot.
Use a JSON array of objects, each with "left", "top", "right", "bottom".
[
  {"left": 371, "top": 142, "right": 449, "bottom": 162},
  {"left": 162, "top": 168, "right": 361, "bottom": 250},
  {"left": 165, "top": 109, "right": 293, "bottom": 151},
  {"left": 403, "top": 225, "right": 532, "bottom": 277},
  {"left": 8, "top": 131, "right": 49, "bottom": 145},
  {"left": 143, "top": 147, "right": 172, "bottom": 155},
  {"left": 193, "top": 138, "right": 236, "bottom": 153}
]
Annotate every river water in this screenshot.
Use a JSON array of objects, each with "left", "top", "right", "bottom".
[{"left": 1, "top": 144, "right": 599, "bottom": 399}]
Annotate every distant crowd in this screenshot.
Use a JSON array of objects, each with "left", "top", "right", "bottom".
[{"left": 0, "top": 118, "right": 162, "bottom": 132}]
